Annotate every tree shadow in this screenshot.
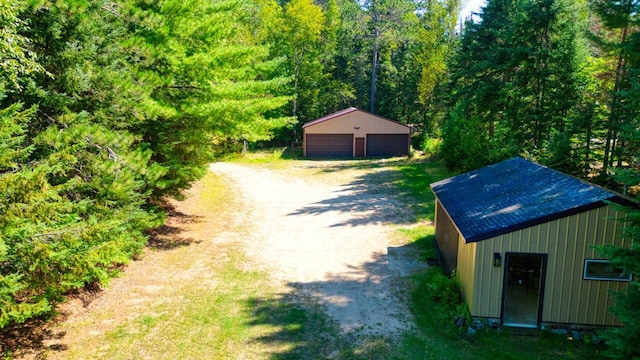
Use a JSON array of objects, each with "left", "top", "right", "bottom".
[
  {"left": 287, "top": 179, "right": 412, "bottom": 227},
  {"left": 147, "top": 204, "right": 202, "bottom": 250},
  {"left": 245, "top": 242, "right": 429, "bottom": 359},
  {"left": 0, "top": 317, "right": 68, "bottom": 358},
  {"left": 300, "top": 157, "right": 410, "bottom": 173},
  {"left": 246, "top": 295, "right": 344, "bottom": 359},
  {"left": 1, "top": 204, "right": 204, "bottom": 358},
  {"left": 287, "top": 158, "right": 450, "bottom": 226}
]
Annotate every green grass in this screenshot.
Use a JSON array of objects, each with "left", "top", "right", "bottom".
[
  {"left": 221, "top": 147, "right": 301, "bottom": 164},
  {"left": 47, "top": 154, "right": 608, "bottom": 359},
  {"left": 226, "top": 152, "right": 607, "bottom": 359},
  {"left": 396, "top": 226, "right": 437, "bottom": 260},
  {"left": 393, "top": 158, "right": 455, "bottom": 222},
  {"left": 395, "top": 205, "right": 607, "bottom": 360},
  {"left": 73, "top": 248, "right": 355, "bottom": 359}
]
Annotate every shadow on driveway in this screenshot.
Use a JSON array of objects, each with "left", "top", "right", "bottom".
[
  {"left": 286, "top": 158, "right": 449, "bottom": 227},
  {"left": 245, "top": 241, "right": 429, "bottom": 360},
  {"left": 286, "top": 168, "right": 413, "bottom": 227}
]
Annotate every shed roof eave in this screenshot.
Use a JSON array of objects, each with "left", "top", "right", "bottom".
[
  {"left": 428, "top": 158, "right": 640, "bottom": 245},
  {"left": 462, "top": 200, "right": 612, "bottom": 243}
]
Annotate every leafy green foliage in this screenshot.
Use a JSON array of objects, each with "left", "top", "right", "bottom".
[
  {"left": 413, "top": 0, "right": 459, "bottom": 137},
  {"left": 121, "top": 0, "right": 293, "bottom": 198},
  {"left": 443, "top": 0, "right": 586, "bottom": 171},
  {"left": 600, "top": 268, "right": 640, "bottom": 359},
  {"left": 0, "top": 0, "right": 292, "bottom": 329},
  {"left": 257, "top": 0, "right": 460, "bottom": 145},
  {"left": 0, "top": 104, "right": 52, "bottom": 327},
  {"left": 588, "top": 2, "right": 640, "bottom": 357},
  {"left": 599, "top": 191, "right": 640, "bottom": 359},
  {"left": 0, "top": 108, "right": 160, "bottom": 327},
  {"left": 0, "top": 2, "right": 43, "bottom": 91}
]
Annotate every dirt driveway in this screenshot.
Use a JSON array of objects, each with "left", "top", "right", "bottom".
[
  {"left": 209, "top": 160, "right": 426, "bottom": 336},
  {"left": 28, "top": 159, "right": 428, "bottom": 359}
]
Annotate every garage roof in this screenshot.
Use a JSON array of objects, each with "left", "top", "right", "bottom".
[
  {"left": 302, "top": 107, "right": 409, "bottom": 129},
  {"left": 430, "top": 157, "right": 634, "bottom": 243}
]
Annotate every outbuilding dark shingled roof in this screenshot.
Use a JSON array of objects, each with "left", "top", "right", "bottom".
[{"left": 430, "top": 157, "right": 631, "bottom": 243}]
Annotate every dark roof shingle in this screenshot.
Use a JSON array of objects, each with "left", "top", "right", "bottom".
[{"left": 430, "top": 157, "right": 625, "bottom": 243}]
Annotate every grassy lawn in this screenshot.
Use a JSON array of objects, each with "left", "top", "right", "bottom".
[
  {"left": 37, "top": 151, "right": 607, "bottom": 359},
  {"left": 400, "top": 226, "right": 606, "bottom": 360},
  {"left": 225, "top": 150, "right": 608, "bottom": 359}
]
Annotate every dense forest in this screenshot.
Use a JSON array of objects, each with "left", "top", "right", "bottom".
[{"left": 0, "top": 0, "right": 638, "bottom": 357}]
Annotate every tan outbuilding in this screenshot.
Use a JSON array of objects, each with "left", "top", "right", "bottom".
[
  {"left": 430, "top": 157, "right": 636, "bottom": 328},
  {"left": 302, "top": 107, "right": 410, "bottom": 158}
]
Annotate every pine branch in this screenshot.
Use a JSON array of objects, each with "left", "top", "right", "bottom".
[
  {"left": 31, "top": 229, "right": 83, "bottom": 243},
  {"left": 156, "top": 85, "right": 202, "bottom": 90},
  {"left": 100, "top": 3, "right": 122, "bottom": 19}
]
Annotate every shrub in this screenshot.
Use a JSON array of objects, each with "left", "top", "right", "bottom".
[
  {"left": 421, "top": 137, "right": 442, "bottom": 158},
  {"left": 419, "top": 267, "right": 470, "bottom": 328}
]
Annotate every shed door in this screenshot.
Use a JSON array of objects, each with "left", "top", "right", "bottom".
[
  {"left": 355, "top": 137, "right": 365, "bottom": 157},
  {"left": 366, "top": 134, "right": 409, "bottom": 157},
  {"left": 306, "top": 134, "right": 353, "bottom": 157},
  {"left": 502, "top": 253, "right": 547, "bottom": 328}
]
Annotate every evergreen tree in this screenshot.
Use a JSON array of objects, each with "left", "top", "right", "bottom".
[
  {"left": 281, "top": 0, "right": 326, "bottom": 120},
  {"left": 0, "top": 105, "right": 52, "bottom": 328},
  {"left": 361, "top": 0, "right": 418, "bottom": 114},
  {"left": 315, "top": 0, "right": 356, "bottom": 116},
  {"left": 0, "top": 2, "right": 162, "bottom": 328},
  {"left": 590, "top": 2, "right": 640, "bottom": 358},
  {"left": 443, "top": 0, "right": 587, "bottom": 171},
  {"left": 127, "top": 0, "right": 292, "bottom": 198},
  {"left": 0, "top": 0, "right": 293, "bottom": 329},
  {"left": 334, "top": 0, "right": 371, "bottom": 111},
  {"left": 591, "top": 0, "right": 640, "bottom": 179}
]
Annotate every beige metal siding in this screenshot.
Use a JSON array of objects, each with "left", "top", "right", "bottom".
[
  {"left": 470, "top": 205, "right": 630, "bottom": 326},
  {"left": 303, "top": 111, "right": 410, "bottom": 135},
  {"left": 470, "top": 239, "right": 507, "bottom": 318},
  {"left": 457, "top": 234, "right": 477, "bottom": 312}
]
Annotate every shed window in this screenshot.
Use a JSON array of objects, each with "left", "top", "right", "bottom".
[{"left": 583, "top": 259, "right": 631, "bottom": 281}]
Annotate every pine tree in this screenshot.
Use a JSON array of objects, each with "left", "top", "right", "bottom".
[
  {"left": 591, "top": 0, "right": 640, "bottom": 179},
  {"left": 0, "top": 0, "right": 294, "bottom": 329},
  {"left": 0, "top": 105, "right": 51, "bottom": 327},
  {"left": 443, "top": 0, "right": 587, "bottom": 170},
  {"left": 120, "top": 0, "right": 293, "bottom": 198},
  {"left": 590, "top": 2, "right": 640, "bottom": 358}
]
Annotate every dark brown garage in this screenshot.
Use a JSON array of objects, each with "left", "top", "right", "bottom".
[
  {"left": 305, "top": 134, "right": 353, "bottom": 157},
  {"left": 366, "top": 134, "right": 410, "bottom": 157},
  {"left": 302, "top": 108, "right": 410, "bottom": 158}
]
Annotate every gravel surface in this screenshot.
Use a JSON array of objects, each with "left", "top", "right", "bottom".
[
  {"left": 210, "top": 161, "right": 426, "bottom": 336},
  {"left": 29, "top": 160, "right": 427, "bottom": 359}
]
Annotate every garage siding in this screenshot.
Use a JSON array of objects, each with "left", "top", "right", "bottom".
[
  {"left": 306, "top": 134, "right": 353, "bottom": 157},
  {"left": 366, "top": 134, "right": 409, "bottom": 156}
]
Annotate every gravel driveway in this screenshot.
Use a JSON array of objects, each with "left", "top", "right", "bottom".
[{"left": 210, "top": 160, "right": 426, "bottom": 337}]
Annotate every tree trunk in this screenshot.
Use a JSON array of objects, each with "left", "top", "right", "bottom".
[
  {"left": 602, "top": 27, "right": 628, "bottom": 177},
  {"left": 370, "top": 27, "right": 379, "bottom": 113}
]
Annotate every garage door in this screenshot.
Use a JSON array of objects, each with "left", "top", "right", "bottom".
[
  {"left": 306, "top": 134, "right": 353, "bottom": 157},
  {"left": 366, "top": 134, "right": 409, "bottom": 157}
]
